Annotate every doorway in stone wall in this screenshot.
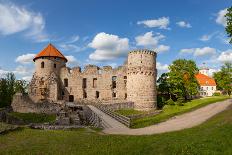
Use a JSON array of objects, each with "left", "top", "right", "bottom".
[{"left": 69, "top": 95, "right": 74, "bottom": 102}]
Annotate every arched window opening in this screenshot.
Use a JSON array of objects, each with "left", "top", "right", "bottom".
[
  {"left": 64, "top": 78, "right": 68, "bottom": 87},
  {"left": 41, "top": 62, "right": 44, "bottom": 68},
  {"left": 96, "top": 91, "right": 100, "bottom": 98},
  {"left": 54, "top": 63, "right": 56, "bottom": 68}
]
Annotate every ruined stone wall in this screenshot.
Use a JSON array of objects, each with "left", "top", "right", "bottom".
[
  {"left": 59, "top": 65, "right": 127, "bottom": 103},
  {"left": 127, "top": 50, "right": 157, "bottom": 110}
]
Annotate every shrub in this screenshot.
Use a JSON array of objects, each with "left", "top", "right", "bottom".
[
  {"left": 166, "top": 98, "right": 175, "bottom": 105},
  {"left": 176, "top": 97, "right": 185, "bottom": 106},
  {"left": 213, "top": 92, "right": 221, "bottom": 96}
]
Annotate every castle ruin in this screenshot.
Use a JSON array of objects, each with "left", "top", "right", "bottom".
[{"left": 13, "top": 44, "right": 157, "bottom": 111}]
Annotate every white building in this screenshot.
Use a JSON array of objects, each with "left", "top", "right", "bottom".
[{"left": 196, "top": 67, "right": 217, "bottom": 97}]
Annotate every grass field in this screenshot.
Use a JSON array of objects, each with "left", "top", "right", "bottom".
[
  {"left": 0, "top": 103, "right": 231, "bottom": 154},
  {"left": 114, "top": 109, "right": 146, "bottom": 116},
  {"left": 131, "top": 96, "right": 230, "bottom": 128},
  {"left": 8, "top": 112, "right": 56, "bottom": 123}
]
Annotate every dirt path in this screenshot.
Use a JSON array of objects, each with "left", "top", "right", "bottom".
[{"left": 102, "top": 99, "right": 232, "bottom": 135}]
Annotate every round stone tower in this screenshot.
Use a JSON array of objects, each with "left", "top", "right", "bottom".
[
  {"left": 33, "top": 43, "right": 67, "bottom": 77},
  {"left": 127, "top": 49, "right": 157, "bottom": 111}
]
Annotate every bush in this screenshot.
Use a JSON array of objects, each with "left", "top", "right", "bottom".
[
  {"left": 166, "top": 98, "right": 175, "bottom": 105},
  {"left": 213, "top": 92, "right": 221, "bottom": 96},
  {"left": 157, "top": 96, "right": 167, "bottom": 108},
  {"left": 176, "top": 97, "right": 185, "bottom": 106}
]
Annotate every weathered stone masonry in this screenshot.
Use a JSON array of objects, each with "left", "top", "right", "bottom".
[{"left": 12, "top": 44, "right": 157, "bottom": 111}]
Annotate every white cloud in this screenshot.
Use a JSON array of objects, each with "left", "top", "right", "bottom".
[
  {"left": 135, "top": 32, "right": 169, "bottom": 53},
  {"left": 216, "top": 8, "right": 228, "bottom": 27},
  {"left": 137, "top": 17, "right": 170, "bottom": 29},
  {"left": 176, "top": 21, "right": 191, "bottom": 28},
  {"left": 200, "top": 35, "right": 211, "bottom": 41},
  {"left": 59, "top": 44, "right": 82, "bottom": 52},
  {"left": 180, "top": 47, "right": 216, "bottom": 57},
  {"left": 208, "top": 68, "right": 220, "bottom": 77},
  {"left": 0, "top": 2, "right": 48, "bottom": 42},
  {"left": 22, "top": 76, "right": 32, "bottom": 81},
  {"left": 88, "top": 32, "right": 129, "bottom": 61},
  {"left": 65, "top": 55, "right": 79, "bottom": 65},
  {"left": 217, "top": 49, "right": 232, "bottom": 62},
  {"left": 156, "top": 62, "right": 169, "bottom": 71},
  {"left": 15, "top": 53, "right": 35, "bottom": 64},
  {"left": 13, "top": 65, "right": 33, "bottom": 75},
  {"left": 67, "top": 35, "right": 79, "bottom": 44},
  {"left": 154, "top": 45, "right": 170, "bottom": 53}
]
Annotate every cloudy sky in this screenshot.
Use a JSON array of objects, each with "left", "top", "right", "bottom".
[{"left": 0, "top": 0, "right": 231, "bottom": 80}]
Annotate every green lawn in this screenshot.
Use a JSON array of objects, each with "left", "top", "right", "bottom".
[
  {"left": 0, "top": 122, "right": 13, "bottom": 132},
  {"left": 131, "top": 96, "right": 230, "bottom": 128},
  {"left": 114, "top": 109, "right": 146, "bottom": 116},
  {"left": 0, "top": 103, "right": 232, "bottom": 154},
  {"left": 8, "top": 112, "right": 56, "bottom": 124}
]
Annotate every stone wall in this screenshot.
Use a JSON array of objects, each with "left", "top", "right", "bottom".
[{"left": 12, "top": 93, "right": 62, "bottom": 114}]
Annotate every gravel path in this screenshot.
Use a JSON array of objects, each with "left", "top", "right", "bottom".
[{"left": 101, "top": 99, "right": 232, "bottom": 135}]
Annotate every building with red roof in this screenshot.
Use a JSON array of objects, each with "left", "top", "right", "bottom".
[{"left": 195, "top": 67, "right": 217, "bottom": 96}]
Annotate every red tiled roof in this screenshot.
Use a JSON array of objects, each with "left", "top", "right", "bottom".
[
  {"left": 33, "top": 43, "right": 67, "bottom": 62},
  {"left": 195, "top": 73, "right": 216, "bottom": 86}
]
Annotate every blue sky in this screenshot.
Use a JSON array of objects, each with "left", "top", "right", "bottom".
[{"left": 0, "top": 0, "right": 231, "bottom": 80}]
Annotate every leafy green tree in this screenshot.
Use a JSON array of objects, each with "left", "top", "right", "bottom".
[
  {"left": 225, "top": 6, "right": 232, "bottom": 43},
  {"left": 213, "top": 63, "right": 232, "bottom": 96},
  {"left": 167, "top": 59, "right": 199, "bottom": 100},
  {"left": 157, "top": 73, "right": 171, "bottom": 96},
  {"left": 0, "top": 73, "right": 28, "bottom": 108}
]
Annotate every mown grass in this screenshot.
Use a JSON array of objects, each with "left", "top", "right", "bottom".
[
  {"left": 0, "top": 122, "right": 13, "bottom": 132},
  {"left": 8, "top": 112, "right": 56, "bottom": 124},
  {"left": 131, "top": 96, "right": 230, "bottom": 128},
  {"left": 114, "top": 109, "right": 146, "bottom": 116},
  {"left": 0, "top": 104, "right": 231, "bottom": 155}
]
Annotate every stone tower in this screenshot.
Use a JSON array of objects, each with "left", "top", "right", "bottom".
[
  {"left": 127, "top": 49, "right": 157, "bottom": 111},
  {"left": 29, "top": 44, "right": 68, "bottom": 102}
]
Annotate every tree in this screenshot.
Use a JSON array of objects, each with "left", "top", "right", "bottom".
[
  {"left": 225, "top": 7, "right": 232, "bottom": 43},
  {"left": 213, "top": 63, "right": 232, "bottom": 96},
  {"left": 167, "top": 59, "right": 199, "bottom": 100},
  {"left": 0, "top": 73, "right": 28, "bottom": 108}
]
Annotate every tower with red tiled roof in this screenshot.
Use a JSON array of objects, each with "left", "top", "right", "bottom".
[{"left": 34, "top": 43, "right": 67, "bottom": 77}]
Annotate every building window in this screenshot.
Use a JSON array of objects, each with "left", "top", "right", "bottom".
[
  {"left": 69, "top": 95, "right": 74, "bottom": 102},
  {"left": 125, "top": 93, "right": 127, "bottom": 99},
  {"left": 64, "top": 79, "right": 68, "bottom": 87},
  {"left": 83, "top": 91, "right": 87, "bottom": 98},
  {"left": 54, "top": 63, "right": 56, "bottom": 68},
  {"left": 206, "top": 87, "right": 208, "bottom": 90},
  {"left": 93, "top": 78, "right": 97, "bottom": 88},
  {"left": 112, "top": 92, "right": 116, "bottom": 98},
  {"left": 96, "top": 91, "right": 99, "bottom": 98},
  {"left": 41, "top": 62, "right": 44, "bottom": 68},
  {"left": 112, "top": 76, "right": 117, "bottom": 88},
  {"left": 212, "top": 87, "right": 213, "bottom": 90},
  {"left": 124, "top": 76, "right": 127, "bottom": 86},
  {"left": 83, "top": 78, "right": 87, "bottom": 88}
]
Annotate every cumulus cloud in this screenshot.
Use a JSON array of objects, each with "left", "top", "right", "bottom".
[
  {"left": 216, "top": 8, "right": 228, "bottom": 27},
  {"left": 180, "top": 47, "right": 216, "bottom": 57},
  {"left": 176, "top": 21, "right": 191, "bottom": 28},
  {"left": 88, "top": 32, "right": 129, "bottom": 61},
  {"left": 13, "top": 65, "right": 33, "bottom": 75},
  {"left": 217, "top": 49, "right": 232, "bottom": 62},
  {"left": 156, "top": 62, "right": 169, "bottom": 71},
  {"left": 137, "top": 17, "right": 170, "bottom": 29},
  {"left": 15, "top": 53, "right": 35, "bottom": 64},
  {"left": 135, "top": 31, "right": 169, "bottom": 52},
  {"left": 0, "top": 2, "right": 48, "bottom": 42},
  {"left": 65, "top": 55, "right": 79, "bottom": 65}
]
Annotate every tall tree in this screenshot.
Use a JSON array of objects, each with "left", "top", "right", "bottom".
[
  {"left": 167, "top": 59, "right": 199, "bottom": 100},
  {"left": 213, "top": 63, "right": 232, "bottom": 96},
  {"left": 157, "top": 73, "right": 172, "bottom": 97},
  {"left": 225, "top": 6, "right": 232, "bottom": 43}
]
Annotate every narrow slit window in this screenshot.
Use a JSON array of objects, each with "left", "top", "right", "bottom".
[
  {"left": 64, "top": 79, "right": 68, "bottom": 87},
  {"left": 41, "top": 62, "right": 44, "bottom": 68}
]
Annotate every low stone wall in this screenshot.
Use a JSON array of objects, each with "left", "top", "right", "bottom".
[
  {"left": 97, "top": 102, "right": 134, "bottom": 111},
  {"left": 0, "top": 107, "right": 12, "bottom": 122},
  {"left": 12, "top": 93, "right": 62, "bottom": 114}
]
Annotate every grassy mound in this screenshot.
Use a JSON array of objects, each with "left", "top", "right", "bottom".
[
  {"left": 131, "top": 96, "right": 230, "bottom": 128},
  {"left": 8, "top": 112, "right": 56, "bottom": 124}
]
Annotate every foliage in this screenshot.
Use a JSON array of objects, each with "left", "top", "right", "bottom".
[
  {"left": 213, "top": 63, "right": 232, "bottom": 96},
  {"left": 225, "top": 6, "right": 232, "bottom": 43},
  {"left": 157, "top": 95, "right": 166, "bottom": 108},
  {"left": 0, "top": 105, "right": 232, "bottom": 154},
  {"left": 176, "top": 97, "right": 185, "bottom": 106},
  {"left": 166, "top": 98, "right": 175, "bottom": 105},
  {"left": 131, "top": 96, "right": 230, "bottom": 128},
  {"left": 157, "top": 73, "right": 171, "bottom": 96},
  {"left": 213, "top": 92, "right": 221, "bottom": 96},
  {"left": 8, "top": 112, "right": 56, "bottom": 123},
  {"left": 0, "top": 73, "right": 28, "bottom": 108},
  {"left": 167, "top": 59, "right": 199, "bottom": 100}
]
